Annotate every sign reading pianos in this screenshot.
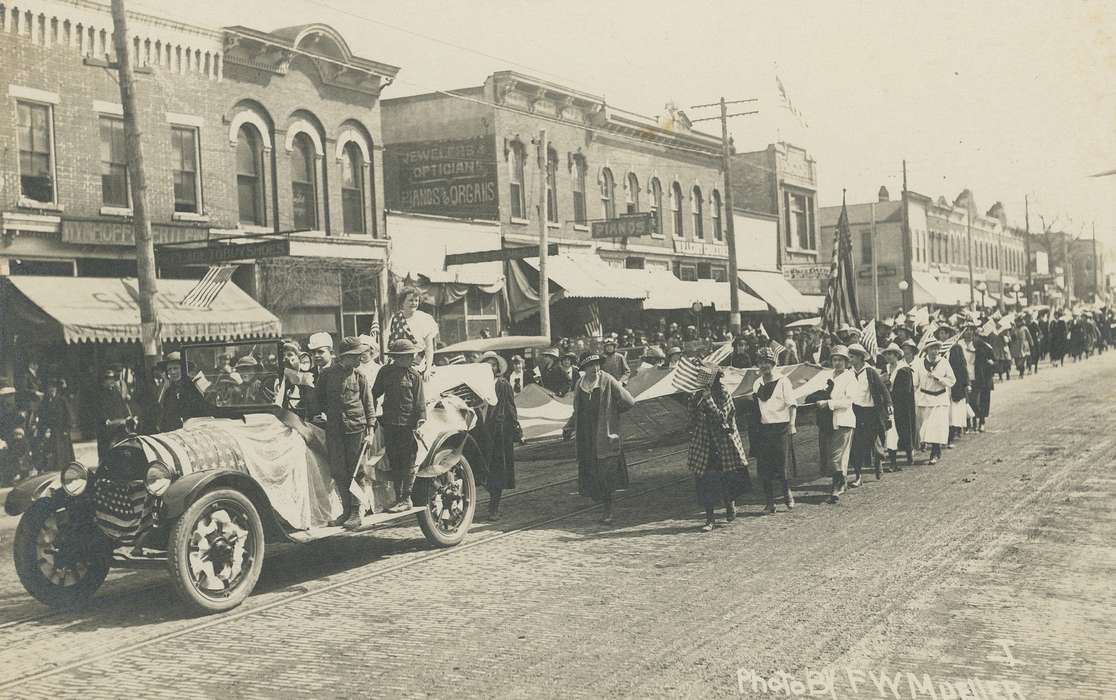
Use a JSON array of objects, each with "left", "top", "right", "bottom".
[
  {"left": 384, "top": 137, "right": 498, "bottom": 220},
  {"left": 591, "top": 213, "right": 654, "bottom": 240}
]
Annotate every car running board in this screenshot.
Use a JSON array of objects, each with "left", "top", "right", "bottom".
[{"left": 288, "top": 507, "right": 426, "bottom": 542}]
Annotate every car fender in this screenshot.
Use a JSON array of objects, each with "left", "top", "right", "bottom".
[
  {"left": 416, "top": 431, "right": 482, "bottom": 478},
  {"left": 4, "top": 473, "right": 61, "bottom": 516},
  {"left": 161, "top": 470, "right": 287, "bottom": 539}
]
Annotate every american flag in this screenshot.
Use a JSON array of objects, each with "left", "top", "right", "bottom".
[
  {"left": 671, "top": 356, "right": 715, "bottom": 393},
  {"left": 366, "top": 307, "right": 380, "bottom": 345},
  {"left": 821, "top": 192, "right": 860, "bottom": 334},
  {"left": 769, "top": 339, "right": 787, "bottom": 363},
  {"left": 583, "top": 302, "right": 602, "bottom": 338},
  {"left": 861, "top": 319, "right": 878, "bottom": 359},
  {"left": 181, "top": 265, "right": 236, "bottom": 309}
]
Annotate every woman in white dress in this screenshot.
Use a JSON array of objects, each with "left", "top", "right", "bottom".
[
  {"left": 912, "top": 340, "right": 956, "bottom": 465},
  {"left": 384, "top": 286, "right": 439, "bottom": 380}
]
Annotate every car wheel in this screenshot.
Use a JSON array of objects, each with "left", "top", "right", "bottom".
[
  {"left": 167, "top": 488, "right": 265, "bottom": 615},
  {"left": 13, "top": 499, "right": 110, "bottom": 609},
  {"left": 416, "top": 451, "right": 476, "bottom": 548}
]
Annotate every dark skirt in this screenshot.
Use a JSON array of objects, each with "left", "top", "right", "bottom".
[
  {"left": 485, "top": 421, "right": 516, "bottom": 491},
  {"left": 850, "top": 405, "right": 879, "bottom": 470},
  {"left": 695, "top": 469, "right": 750, "bottom": 509},
  {"left": 970, "top": 386, "right": 991, "bottom": 419},
  {"left": 575, "top": 387, "right": 629, "bottom": 502},
  {"left": 753, "top": 422, "right": 788, "bottom": 480}
]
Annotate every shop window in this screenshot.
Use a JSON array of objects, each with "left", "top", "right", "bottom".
[
  {"left": 291, "top": 133, "right": 318, "bottom": 230},
  {"left": 99, "top": 116, "right": 129, "bottom": 209},
  {"left": 625, "top": 173, "right": 639, "bottom": 214},
  {"left": 674, "top": 262, "right": 697, "bottom": 281},
  {"left": 435, "top": 288, "right": 500, "bottom": 345},
  {"left": 692, "top": 186, "right": 704, "bottom": 240},
  {"left": 17, "top": 101, "right": 55, "bottom": 204},
  {"left": 546, "top": 147, "right": 559, "bottom": 224},
  {"left": 171, "top": 126, "right": 200, "bottom": 213},
  {"left": 712, "top": 189, "right": 723, "bottom": 241},
  {"left": 649, "top": 178, "right": 663, "bottom": 237},
  {"left": 697, "top": 262, "right": 712, "bottom": 279},
  {"left": 509, "top": 140, "right": 526, "bottom": 219},
  {"left": 9, "top": 258, "right": 75, "bottom": 276},
  {"left": 341, "top": 271, "right": 378, "bottom": 337},
  {"left": 786, "top": 192, "right": 815, "bottom": 250},
  {"left": 236, "top": 124, "right": 266, "bottom": 225},
  {"left": 572, "top": 154, "right": 587, "bottom": 224},
  {"left": 671, "top": 181, "right": 684, "bottom": 239},
  {"left": 341, "top": 142, "right": 366, "bottom": 234},
  {"left": 712, "top": 266, "right": 727, "bottom": 282},
  {"left": 625, "top": 257, "right": 645, "bottom": 270},
  {"left": 600, "top": 167, "right": 616, "bottom": 220}
]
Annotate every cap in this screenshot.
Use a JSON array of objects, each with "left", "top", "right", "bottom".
[
  {"left": 578, "top": 353, "right": 602, "bottom": 370},
  {"left": 339, "top": 336, "right": 365, "bottom": 357},
  {"left": 308, "top": 332, "right": 333, "bottom": 351},
  {"left": 386, "top": 338, "right": 421, "bottom": 355},
  {"left": 847, "top": 342, "right": 868, "bottom": 357}
]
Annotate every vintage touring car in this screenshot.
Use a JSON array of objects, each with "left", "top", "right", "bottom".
[{"left": 5, "top": 340, "right": 496, "bottom": 614}]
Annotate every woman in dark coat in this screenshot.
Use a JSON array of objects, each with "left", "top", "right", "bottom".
[
  {"left": 1048, "top": 315, "right": 1068, "bottom": 366},
  {"left": 480, "top": 352, "right": 520, "bottom": 521},
  {"left": 562, "top": 354, "right": 636, "bottom": 524},
  {"left": 883, "top": 343, "right": 916, "bottom": 468},
  {"left": 35, "top": 378, "right": 75, "bottom": 470},
  {"left": 970, "top": 330, "right": 996, "bottom": 431},
  {"left": 687, "top": 366, "right": 750, "bottom": 531},
  {"left": 1069, "top": 317, "right": 1086, "bottom": 361}
]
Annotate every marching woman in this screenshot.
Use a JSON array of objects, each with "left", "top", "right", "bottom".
[
  {"left": 813, "top": 345, "right": 856, "bottom": 503},
  {"left": 562, "top": 354, "right": 636, "bottom": 525},
  {"left": 1048, "top": 313, "right": 1068, "bottom": 367},
  {"left": 970, "top": 326, "right": 996, "bottom": 432},
  {"left": 846, "top": 343, "right": 892, "bottom": 485},
  {"left": 687, "top": 365, "right": 751, "bottom": 531},
  {"left": 913, "top": 340, "right": 956, "bottom": 465},
  {"left": 883, "top": 342, "right": 916, "bottom": 469},
  {"left": 748, "top": 347, "right": 797, "bottom": 515},
  {"left": 480, "top": 351, "right": 520, "bottom": 521},
  {"left": 948, "top": 324, "right": 974, "bottom": 444}
]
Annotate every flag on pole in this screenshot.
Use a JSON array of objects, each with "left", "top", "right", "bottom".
[
  {"left": 821, "top": 192, "right": 860, "bottom": 334},
  {"left": 768, "top": 338, "right": 787, "bottom": 363},
  {"left": 861, "top": 319, "right": 879, "bottom": 359},
  {"left": 671, "top": 356, "right": 716, "bottom": 394},
  {"left": 583, "top": 302, "right": 602, "bottom": 338},
  {"left": 180, "top": 265, "right": 236, "bottom": 309}
]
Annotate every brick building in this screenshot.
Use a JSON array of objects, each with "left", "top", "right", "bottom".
[{"left": 0, "top": 1, "right": 397, "bottom": 425}]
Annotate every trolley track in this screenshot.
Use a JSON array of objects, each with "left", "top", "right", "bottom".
[{"left": 0, "top": 445, "right": 688, "bottom": 688}]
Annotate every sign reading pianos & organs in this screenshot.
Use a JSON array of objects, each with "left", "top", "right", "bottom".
[{"left": 384, "top": 137, "right": 498, "bottom": 220}]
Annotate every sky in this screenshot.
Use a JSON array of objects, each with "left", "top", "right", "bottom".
[{"left": 128, "top": 0, "right": 1116, "bottom": 250}]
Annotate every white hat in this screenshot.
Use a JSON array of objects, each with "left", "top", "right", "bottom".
[
  {"left": 357, "top": 334, "right": 377, "bottom": 352},
  {"left": 308, "top": 332, "right": 333, "bottom": 351}
]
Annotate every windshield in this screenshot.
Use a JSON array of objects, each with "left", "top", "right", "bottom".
[{"left": 181, "top": 341, "right": 283, "bottom": 411}]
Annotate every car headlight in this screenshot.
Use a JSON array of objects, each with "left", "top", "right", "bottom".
[
  {"left": 145, "top": 461, "right": 173, "bottom": 497},
  {"left": 61, "top": 462, "right": 89, "bottom": 497}
]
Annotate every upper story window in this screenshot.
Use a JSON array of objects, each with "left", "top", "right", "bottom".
[
  {"left": 290, "top": 132, "right": 318, "bottom": 230},
  {"left": 671, "top": 181, "right": 684, "bottom": 239},
  {"left": 341, "top": 142, "right": 365, "bottom": 234},
  {"left": 692, "top": 185, "right": 704, "bottom": 240},
  {"left": 649, "top": 178, "right": 663, "bottom": 237},
  {"left": 571, "top": 154, "right": 587, "bottom": 225},
  {"left": 509, "top": 141, "right": 526, "bottom": 220},
  {"left": 99, "top": 117, "right": 129, "bottom": 209},
  {"left": 786, "top": 191, "right": 816, "bottom": 250},
  {"left": 625, "top": 173, "right": 639, "bottom": 214},
  {"left": 600, "top": 167, "right": 616, "bottom": 220},
  {"left": 861, "top": 228, "right": 873, "bottom": 263},
  {"left": 236, "top": 124, "right": 266, "bottom": 226},
  {"left": 712, "top": 189, "right": 723, "bottom": 241},
  {"left": 171, "top": 126, "right": 200, "bottom": 214},
  {"left": 546, "top": 147, "right": 559, "bottom": 224},
  {"left": 17, "top": 101, "right": 55, "bottom": 204}
]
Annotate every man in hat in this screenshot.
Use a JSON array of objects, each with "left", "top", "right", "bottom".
[
  {"left": 538, "top": 348, "right": 571, "bottom": 395},
  {"left": 308, "top": 332, "right": 335, "bottom": 381},
  {"left": 846, "top": 343, "right": 893, "bottom": 486},
  {"left": 97, "top": 367, "right": 135, "bottom": 462},
  {"left": 600, "top": 337, "right": 631, "bottom": 385},
  {"left": 35, "top": 377, "right": 75, "bottom": 469},
  {"left": 728, "top": 337, "right": 753, "bottom": 369},
  {"left": 557, "top": 352, "right": 579, "bottom": 394},
  {"left": 157, "top": 351, "right": 185, "bottom": 432},
  {"left": 234, "top": 355, "right": 267, "bottom": 404},
  {"left": 373, "top": 338, "right": 427, "bottom": 513},
  {"left": 913, "top": 340, "right": 955, "bottom": 464},
  {"left": 317, "top": 337, "right": 377, "bottom": 527}
]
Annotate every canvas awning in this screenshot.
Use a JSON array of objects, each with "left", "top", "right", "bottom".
[
  {"left": 3, "top": 276, "right": 281, "bottom": 344},
  {"left": 737, "top": 270, "right": 817, "bottom": 314},
  {"left": 641, "top": 271, "right": 766, "bottom": 311},
  {"left": 518, "top": 254, "right": 648, "bottom": 300},
  {"left": 912, "top": 271, "right": 972, "bottom": 306}
]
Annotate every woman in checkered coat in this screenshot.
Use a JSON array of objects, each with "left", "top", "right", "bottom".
[{"left": 687, "top": 367, "right": 751, "bottom": 532}]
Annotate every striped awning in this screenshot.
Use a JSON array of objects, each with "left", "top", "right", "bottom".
[
  {"left": 737, "top": 270, "right": 817, "bottom": 314},
  {"left": 3, "top": 276, "right": 281, "bottom": 344}
]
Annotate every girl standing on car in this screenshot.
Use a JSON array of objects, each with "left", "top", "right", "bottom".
[
  {"left": 385, "top": 287, "right": 439, "bottom": 380},
  {"left": 480, "top": 352, "right": 520, "bottom": 521}
]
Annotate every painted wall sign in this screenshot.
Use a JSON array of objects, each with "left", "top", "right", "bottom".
[
  {"left": 673, "top": 239, "right": 729, "bottom": 259},
  {"left": 156, "top": 239, "right": 291, "bottom": 266},
  {"left": 782, "top": 263, "right": 830, "bottom": 281},
  {"left": 61, "top": 219, "right": 209, "bottom": 246},
  {"left": 384, "top": 137, "right": 498, "bottom": 219},
  {"left": 590, "top": 213, "right": 654, "bottom": 240}
]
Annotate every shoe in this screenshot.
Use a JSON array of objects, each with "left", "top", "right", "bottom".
[
  {"left": 387, "top": 499, "right": 414, "bottom": 514},
  {"left": 600, "top": 514, "right": 614, "bottom": 525},
  {"left": 946, "top": 443, "right": 955, "bottom": 449},
  {"left": 342, "top": 513, "right": 363, "bottom": 530},
  {"left": 850, "top": 476, "right": 862, "bottom": 488},
  {"left": 785, "top": 495, "right": 795, "bottom": 510},
  {"left": 488, "top": 511, "right": 501, "bottom": 522},
  {"left": 701, "top": 522, "right": 714, "bottom": 532},
  {"left": 928, "top": 456, "right": 939, "bottom": 465},
  {"left": 725, "top": 506, "right": 737, "bottom": 522},
  {"left": 328, "top": 511, "right": 351, "bottom": 527},
  {"left": 828, "top": 494, "right": 840, "bottom": 504},
  {"left": 763, "top": 504, "right": 777, "bottom": 515},
  {"left": 875, "top": 467, "right": 883, "bottom": 480}
]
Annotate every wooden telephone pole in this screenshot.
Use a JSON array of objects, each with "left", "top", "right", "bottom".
[
  {"left": 536, "top": 128, "right": 550, "bottom": 339},
  {"left": 110, "top": 0, "right": 160, "bottom": 420}
]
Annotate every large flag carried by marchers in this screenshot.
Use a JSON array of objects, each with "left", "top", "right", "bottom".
[{"left": 821, "top": 191, "right": 860, "bottom": 334}]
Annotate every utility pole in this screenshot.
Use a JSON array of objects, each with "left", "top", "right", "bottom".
[
  {"left": 690, "top": 97, "right": 758, "bottom": 337},
  {"left": 871, "top": 201, "right": 879, "bottom": 318},
  {"left": 1093, "top": 221, "right": 1098, "bottom": 302},
  {"left": 536, "top": 128, "right": 550, "bottom": 339},
  {"left": 110, "top": 0, "right": 160, "bottom": 423},
  {"left": 900, "top": 160, "right": 914, "bottom": 311},
  {"left": 966, "top": 205, "right": 975, "bottom": 307},
  {"left": 1024, "top": 195, "right": 1032, "bottom": 305}
]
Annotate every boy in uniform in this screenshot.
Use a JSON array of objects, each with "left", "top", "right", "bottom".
[{"left": 373, "top": 339, "right": 428, "bottom": 513}]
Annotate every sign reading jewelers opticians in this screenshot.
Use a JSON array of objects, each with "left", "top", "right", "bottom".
[{"left": 384, "top": 137, "right": 498, "bottom": 220}]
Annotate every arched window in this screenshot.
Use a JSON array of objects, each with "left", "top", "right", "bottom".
[
  {"left": 625, "top": 173, "right": 639, "bottom": 214},
  {"left": 671, "top": 182, "right": 684, "bottom": 238},
  {"left": 236, "top": 124, "right": 266, "bottom": 225},
  {"left": 649, "top": 178, "right": 663, "bottom": 236},
  {"left": 509, "top": 141, "right": 526, "bottom": 219},
  {"left": 571, "top": 154, "right": 587, "bottom": 224},
  {"left": 546, "top": 147, "right": 559, "bottom": 224},
  {"left": 341, "top": 142, "right": 365, "bottom": 234},
  {"left": 712, "top": 189, "right": 723, "bottom": 241},
  {"left": 692, "top": 185, "right": 704, "bottom": 240},
  {"left": 291, "top": 132, "right": 318, "bottom": 229},
  {"left": 600, "top": 167, "right": 615, "bottom": 220}
]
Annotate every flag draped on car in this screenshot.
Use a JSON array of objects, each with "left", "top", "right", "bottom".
[{"left": 821, "top": 192, "right": 859, "bottom": 334}]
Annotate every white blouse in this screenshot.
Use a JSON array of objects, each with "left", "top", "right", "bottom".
[
  {"left": 753, "top": 375, "right": 796, "bottom": 424},
  {"left": 826, "top": 369, "right": 857, "bottom": 429}
]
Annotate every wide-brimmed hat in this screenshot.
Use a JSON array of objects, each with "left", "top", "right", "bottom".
[
  {"left": 602, "top": 337, "right": 617, "bottom": 347},
  {"left": 829, "top": 344, "right": 850, "bottom": 360},
  {"left": 756, "top": 347, "right": 777, "bottom": 365},
  {"left": 386, "top": 338, "right": 421, "bottom": 355},
  {"left": 480, "top": 351, "right": 508, "bottom": 376},
  {"left": 357, "top": 334, "right": 378, "bottom": 354},
  {"left": 338, "top": 336, "right": 366, "bottom": 357},
  {"left": 882, "top": 342, "right": 903, "bottom": 357},
  {"left": 901, "top": 338, "right": 918, "bottom": 350},
  {"left": 560, "top": 351, "right": 577, "bottom": 362},
  {"left": 235, "top": 355, "right": 259, "bottom": 370},
  {"left": 847, "top": 342, "right": 868, "bottom": 357},
  {"left": 578, "top": 353, "right": 602, "bottom": 371},
  {"left": 540, "top": 347, "right": 560, "bottom": 359},
  {"left": 158, "top": 351, "right": 181, "bottom": 370},
  {"left": 102, "top": 367, "right": 119, "bottom": 380},
  {"left": 308, "top": 332, "right": 333, "bottom": 351},
  {"left": 923, "top": 339, "right": 943, "bottom": 351}
]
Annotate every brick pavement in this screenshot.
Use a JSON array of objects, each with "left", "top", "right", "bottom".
[{"left": 0, "top": 354, "right": 1114, "bottom": 698}]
